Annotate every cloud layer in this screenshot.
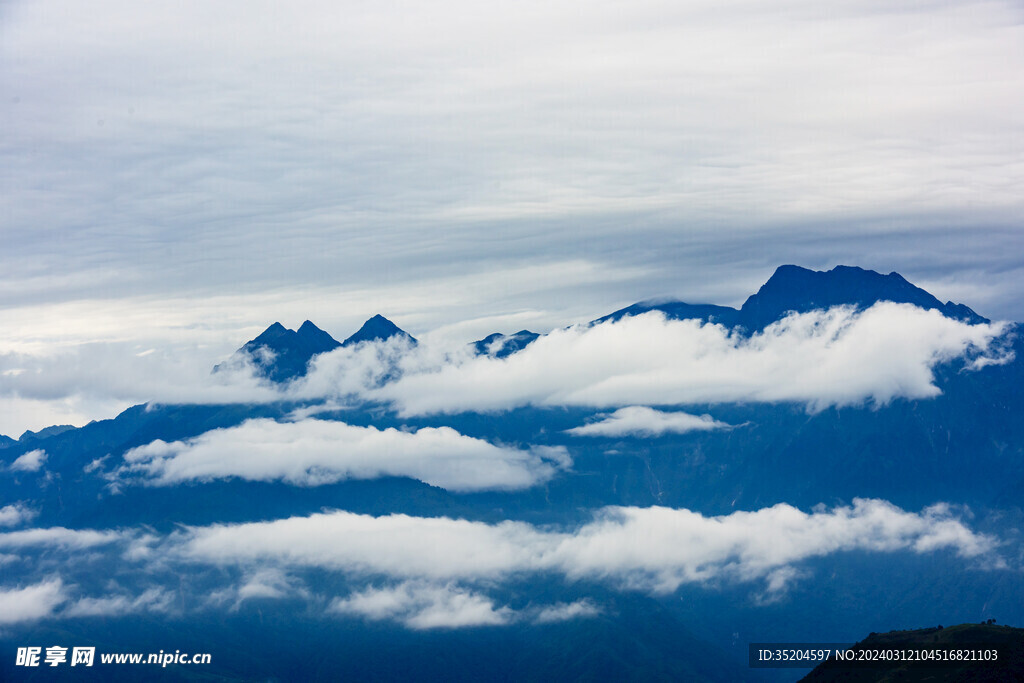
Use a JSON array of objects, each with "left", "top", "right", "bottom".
[
  {"left": 373, "top": 305, "right": 1008, "bottom": 415},
  {"left": 0, "top": 498, "right": 1002, "bottom": 629},
  {"left": 566, "top": 406, "right": 730, "bottom": 437},
  {"left": 3, "top": 0, "right": 1023, "bottom": 325},
  {"left": 121, "top": 418, "right": 570, "bottom": 492},
  {"left": 0, "top": 302, "right": 1008, "bottom": 439},
  {"left": 179, "top": 499, "right": 995, "bottom": 595}
]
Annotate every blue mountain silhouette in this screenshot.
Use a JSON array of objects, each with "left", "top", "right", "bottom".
[
  {"left": 216, "top": 315, "right": 415, "bottom": 382},
  {"left": 597, "top": 264, "right": 987, "bottom": 330}
]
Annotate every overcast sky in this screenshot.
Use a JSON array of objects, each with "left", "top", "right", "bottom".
[{"left": 1, "top": 0, "right": 1023, "bottom": 432}]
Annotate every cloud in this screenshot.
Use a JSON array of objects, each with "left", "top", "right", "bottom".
[
  {"left": 0, "top": 301, "right": 1008, "bottom": 446},
  {"left": 0, "top": 342, "right": 280, "bottom": 428},
  {"left": 546, "top": 500, "right": 995, "bottom": 594},
  {"left": 566, "top": 406, "right": 730, "bottom": 437},
  {"left": 0, "top": 578, "right": 66, "bottom": 624},
  {"left": 1, "top": 0, "right": 1023, "bottom": 454},
  {"left": 120, "top": 418, "right": 570, "bottom": 492},
  {"left": 331, "top": 581, "right": 513, "bottom": 629},
  {"left": 0, "top": 527, "right": 125, "bottom": 550},
  {"left": 235, "top": 568, "right": 309, "bottom": 605},
  {"left": 62, "top": 587, "right": 173, "bottom": 618},
  {"left": 533, "top": 599, "right": 601, "bottom": 624},
  {"left": 10, "top": 449, "right": 47, "bottom": 472},
  {"left": 177, "top": 499, "right": 996, "bottom": 595},
  {"left": 3, "top": 0, "right": 1024, "bottom": 329},
  {"left": 373, "top": 305, "right": 1008, "bottom": 415},
  {"left": 0, "top": 503, "right": 37, "bottom": 528},
  {"left": 0, "top": 499, "right": 1000, "bottom": 629},
  {"left": 331, "top": 583, "right": 601, "bottom": 628},
  {"left": 179, "top": 512, "right": 544, "bottom": 579}
]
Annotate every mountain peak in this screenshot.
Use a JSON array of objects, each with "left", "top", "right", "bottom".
[
  {"left": 342, "top": 315, "right": 417, "bottom": 347},
  {"left": 739, "top": 264, "right": 987, "bottom": 330},
  {"left": 296, "top": 320, "right": 342, "bottom": 354},
  {"left": 593, "top": 264, "right": 988, "bottom": 332},
  {"left": 216, "top": 321, "right": 341, "bottom": 383},
  {"left": 251, "top": 322, "right": 290, "bottom": 345}
]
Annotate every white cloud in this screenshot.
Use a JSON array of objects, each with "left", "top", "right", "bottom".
[
  {"left": 545, "top": 500, "right": 995, "bottom": 594},
  {"left": 10, "top": 449, "right": 47, "bottom": 472},
  {"left": 0, "top": 527, "right": 125, "bottom": 550},
  {"left": 236, "top": 568, "right": 308, "bottom": 603},
  {"left": 0, "top": 503, "right": 37, "bottom": 528},
  {"left": 120, "top": 418, "right": 570, "bottom": 492},
  {"left": 0, "top": 342, "right": 280, "bottom": 427},
  {"left": 180, "top": 512, "right": 545, "bottom": 579},
  {"left": 0, "top": 500, "right": 999, "bottom": 629},
  {"left": 62, "top": 587, "right": 173, "bottom": 618},
  {"left": 567, "top": 406, "right": 730, "bottom": 437},
  {"left": 533, "top": 599, "right": 602, "bottom": 624},
  {"left": 177, "top": 499, "right": 996, "bottom": 594},
  {"left": 0, "top": 578, "right": 66, "bottom": 624},
  {"left": 373, "top": 305, "right": 1008, "bottom": 415},
  {"left": 331, "top": 581, "right": 513, "bottom": 629}
]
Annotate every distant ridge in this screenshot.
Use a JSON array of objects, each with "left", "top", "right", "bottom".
[
  {"left": 597, "top": 265, "right": 988, "bottom": 331},
  {"left": 18, "top": 424, "right": 76, "bottom": 443},
  {"left": 471, "top": 330, "right": 540, "bottom": 358},
  {"left": 217, "top": 266, "right": 990, "bottom": 374},
  {"left": 740, "top": 265, "right": 988, "bottom": 329}
]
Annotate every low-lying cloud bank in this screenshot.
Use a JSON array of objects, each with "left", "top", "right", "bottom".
[
  {"left": 566, "top": 406, "right": 730, "bottom": 437},
  {"left": 330, "top": 582, "right": 602, "bottom": 629},
  {"left": 371, "top": 304, "right": 1010, "bottom": 415},
  {"left": 0, "top": 498, "right": 1003, "bottom": 629},
  {"left": 178, "top": 498, "right": 995, "bottom": 595},
  {"left": 120, "top": 418, "right": 570, "bottom": 492}
]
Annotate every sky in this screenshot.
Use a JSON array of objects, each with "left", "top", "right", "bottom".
[{"left": 1, "top": 0, "right": 1023, "bottom": 433}]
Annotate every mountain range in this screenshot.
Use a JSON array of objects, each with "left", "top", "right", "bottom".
[
  {"left": 216, "top": 264, "right": 990, "bottom": 385},
  {"left": 1, "top": 264, "right": 1020, "bottom": 682}
]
